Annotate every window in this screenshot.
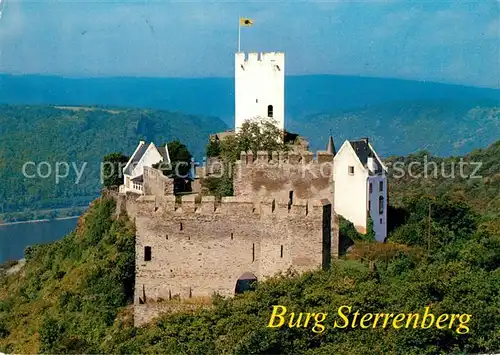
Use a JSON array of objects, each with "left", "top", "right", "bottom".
[
  {"left": 379, "top": 196, "right": 384, "bottom": 215},
  {"left": 348, "top": 166, "right": 354, "bottom": 175},
  {"left": 252, "top": 243, "right": 255, "bottom": 262},
  {"left": 380, "top": 218, "right": 383, "bottom": 224},
  {"left": 144, "top": 246, "right": 152, "bottom": 261},
  {"left": 230, "top": 232, "right": 234, "bottom": 240},
  {"left": 379, "top": 181, "right": 384, "bottom": 192},
  {"left": 280, "top": 245, "right": 284, "bottom": 258},
  {"left": 180, "top": 222, "right": 183, "bottom": 231},
  {"left": 369, "top": 183, "right": 373, "bottom": 193},
  {"left": 368, "top": 200, "right": 371, "bottom": 211},
  {"left": 267, "top": 105, "right": 273, "bottom": 118}
]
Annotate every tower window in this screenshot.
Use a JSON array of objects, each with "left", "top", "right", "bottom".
[
  {"left": 348, "top": 166, "right": 355, "bottom": 175},
  {"left": 252, "top": 243, "right": 255, "bottom": 262},
  {"left": 144, "top": 246, "right": 152, "bottom": 261},
  {"left": 180, "top": 222, "right": 183, "bottom": 231},
  {"left": 369, "top": 183, "right": 373, "bottom": 193},
  {"left": 268, "top": 105, "right": 273, "bottom": 118},
  {"left": 280, "top": 245, "right": 284, "bottom": 258},
  {"left": 379, "top": 196, "right": 384, "bottom": 215},
  {"left": 379, "top": 181, "right": 384, "bottom": 192}
]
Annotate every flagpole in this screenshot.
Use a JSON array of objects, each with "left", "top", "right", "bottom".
[{"left": 238, "top": 17, "right": 241, "bottom": 52}]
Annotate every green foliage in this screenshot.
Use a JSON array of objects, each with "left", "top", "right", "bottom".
[
  {"left": 0, "top": 196, "right": 135, "bottom": 354},
  {"left": 102, "top": 152, "right": 129, "bottom": 189},
  {"left": 206, "top": 140, "right": 220, "bottom": 157},
  {"left": 202, "top": 118, "right": 289, "bottom": 197},
  {"left": 0, "top": 105, "right": 227, "bottom": 214}
]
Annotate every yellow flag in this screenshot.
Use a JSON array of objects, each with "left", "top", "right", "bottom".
[{"left": 240, "top": 17, "right": 254, "bottom": 27}]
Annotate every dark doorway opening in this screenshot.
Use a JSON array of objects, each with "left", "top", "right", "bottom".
[{"left": 235, "top": 272, "right": 257, "bottom": 294}]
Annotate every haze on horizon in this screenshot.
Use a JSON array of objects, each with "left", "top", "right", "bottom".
[{"left": 0, "top": 0, "right": 498, "bottom": 89}]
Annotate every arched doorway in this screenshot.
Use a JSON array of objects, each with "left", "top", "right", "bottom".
[{"left": 235, "top": 272, "right": 257, "bottom": 294}]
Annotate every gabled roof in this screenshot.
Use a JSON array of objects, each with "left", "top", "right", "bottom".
[
  {"left": 157, "top": 145, "right": 171, "bottom": 163},
  {"left": 335, "top": 138, "right": 387, "bottom": 175},
  {"left": 123, "top": 141, "right": 170, "bottom": 176}
]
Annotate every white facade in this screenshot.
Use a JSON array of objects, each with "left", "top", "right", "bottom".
[
  {"left": 234, "top": 52, "right": 285, "bottom": 132},
  {"left": 333, "top": 140, "right": 387, "bottom": 242},
  {"left": 120, "top": 141, "right": 170, "bottom": 195}
]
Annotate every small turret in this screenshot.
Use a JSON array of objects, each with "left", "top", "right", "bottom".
[{"left": 326, "top": 136, "right": 336, "bottom": 156}]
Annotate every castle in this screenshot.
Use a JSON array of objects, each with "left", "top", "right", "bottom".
[{"left": 118, "top": 50, "right": 386, "bottom": 326}]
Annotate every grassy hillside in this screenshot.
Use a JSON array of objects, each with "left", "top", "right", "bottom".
[
  {"left": 0, "top": 196, "right": 135, "bottom": 353},
  {"left": 290, "top": 100, "right": 500, "bottom": 157},
  {"left": 0, "top": 142, "right": 499, "bottom": 354},
  {"left": 0, "top": 105, "right": 227, "bottom": 214}
]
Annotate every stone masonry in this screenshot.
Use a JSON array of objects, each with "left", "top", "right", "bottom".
[{"left": 120, "top": 150, "right": 339, "bottom": 326}]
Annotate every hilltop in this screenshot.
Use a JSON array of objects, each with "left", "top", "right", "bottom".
[
  {"left": 1, "top": 74, "right": 498, "bottom": 157},
  {"left": 0, "top": 105, "right": 227, "bottom": 215},
  {"left": 0, "top": 143, "right": 498, "bottom": 354}
]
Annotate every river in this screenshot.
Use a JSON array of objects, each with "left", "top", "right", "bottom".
[{"left": 0, "top": 217, "right": 79, "bottom": 263}]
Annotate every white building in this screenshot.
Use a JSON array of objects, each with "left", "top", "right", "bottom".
[
  {"left": 234, "top": 52, "right": 285, "bottom": 132},
  {"left": 120, "top": 141, "right": 170, "bottom": 194},
  {"left": 333, "top": 138, "right": 388, "bottom": 242}
]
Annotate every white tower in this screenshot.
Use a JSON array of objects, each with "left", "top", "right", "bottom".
[{"left": 234, "top": 52, "right": 285, "bottom": 132}]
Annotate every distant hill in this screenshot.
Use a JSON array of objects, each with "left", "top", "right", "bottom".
[
  {"left": 290, "top": 100, "right": 500, "bottom": 157},
  {"left": 0, "top": 74, "right": 498, "bottom": 157},
  {"left": 0, "top": 105, "right": 227, "bottom": 213}
]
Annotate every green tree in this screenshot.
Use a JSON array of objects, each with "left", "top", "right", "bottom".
[
  {"left": 206, "top": 140, "right": 220, "bottom": 157},
  {"left": 102, "top": 153, "right": 129, "bottom": 189},
  {"left": 156, "top": 140, "right": 192, "bottom": 178}
]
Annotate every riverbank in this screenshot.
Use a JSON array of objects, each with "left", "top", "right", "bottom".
[
  {"left": 0, "top": 215, "right": 80, "bottom": 227},
  {"left": 0, "top": 206, "right": 87, "bottom": 225}
]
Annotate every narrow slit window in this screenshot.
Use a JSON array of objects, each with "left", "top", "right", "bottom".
[
  {"left": 180, "top": 222, "right": 183, "bottom": 231},
  {"left": 348, "top": 166, "right": 354, "bottom": 175},
  {"left": 267, "top": 105, "right": 273, "bottom": 118},
  {"left": 144, "top": 246, "right": 152, "bottom": 261},
  {"left": 252, "top": 243, "right": 255, "bottom": 262},
  {"left": 280, "top": 245, "right": 284, "bottom": 258},
  {"left": 231, "top": 232, "right": 234, "bottom": 240},
  {"left": 379, "top": 181, "right": 384, "bottom": 192},
  {"left": 369, "top": 183, "right": 373, "bottom": 193},
  {"left": 379, "top": 196, "right": 384, "bottom": 215}
]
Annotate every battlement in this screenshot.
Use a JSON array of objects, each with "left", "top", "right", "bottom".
[
  {"left": 238, "top": 150, "right": 334, "bottom": 166},
  {"left": 134, "top": 194, "right": 330, "bottom": 218},
  {"left": 236, "top": 51, "right": 285, "bottom": 65}
]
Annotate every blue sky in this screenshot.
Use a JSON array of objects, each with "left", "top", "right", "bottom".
[{"left": 0, "top": 0, "right": 498, "bottom": 88}]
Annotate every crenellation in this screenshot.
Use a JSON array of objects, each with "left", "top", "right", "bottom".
[
  {"left": 245, "top": 151, "right": 254, "bottom": 165},
  {"left": 236, "top": 150, "right": 333, "bottom": 166},
  {"left": 256, "top": 151, "right": 269, "bottom": 162},
  {"left": 288, "top": 151, "right": 301, "bottom": 164},
  {"left": 199, "top": 196, "right": 216, "bottom": 214},
  {"left": 292, "top": 199, "right": 308, "bottom": 216},
  {"left": 301, "top": 151, "right": 314, "bottom": 164},
  {"left": 220, "top": 196, "right": 254, "bottom": 215},
  {"left": 316, "top": 150, "right": 334, "bottom": 164},
  {"left": 276, "top": 198, "right": 290, "bottom": 216},
  {"left": 181, "top": 194, "right": 197, "bottom": 213}
]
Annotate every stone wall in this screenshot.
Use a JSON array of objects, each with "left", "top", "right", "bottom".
[
  {"left": 143, "top": 166, "right": 174, "bottom": 196},
  {"left": 234, "top": 150, "right": 334, "bottom": 202},
  {"left": 131, "top": 193, "right": 339, "bottom": 326}
]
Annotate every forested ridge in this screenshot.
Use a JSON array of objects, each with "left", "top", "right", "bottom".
[
  {"left": 0, "top": 105, "right": 227, "bottom": 216},
  {"left": 0, "top": 141, "right": 498, "bottom": 354}
]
